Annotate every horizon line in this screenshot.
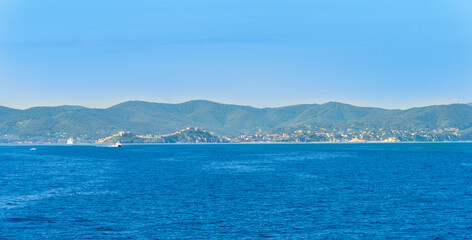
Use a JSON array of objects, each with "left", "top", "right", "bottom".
[{"left": 1, "top": 99, "right": 471, "bottom": 111}]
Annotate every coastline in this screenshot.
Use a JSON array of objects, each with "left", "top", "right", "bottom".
[{"left": 2, "top": 141, "right": 472, "bottom": 146}]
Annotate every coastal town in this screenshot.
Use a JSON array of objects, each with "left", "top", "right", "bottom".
[
  {"left": 232, "top": 127, "right": 462, "bottom": 143},
  {"left": 93, "top": 126, "right": 464, "bottom": 144},
  {"left": 2, "top": 126, "right": 463, "bottom": 144}
]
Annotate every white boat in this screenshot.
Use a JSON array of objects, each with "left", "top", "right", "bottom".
[
  {"left": 30, "top": 147, "right": 37, "bottom": 151},
  {"left": 113, "top": 141, "right": 122, "bottom": 147},
  {"left": 67, "top": 138, "right": 74, "bottom": 144}
]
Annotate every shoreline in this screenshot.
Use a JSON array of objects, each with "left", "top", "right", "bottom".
[{"left": 1, "top": 141, "right": 472, "bottom": 146}]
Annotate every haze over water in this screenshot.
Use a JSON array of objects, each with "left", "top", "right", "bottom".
[{"left": 2, "top": 143, "right": 472, "bottom": 239}]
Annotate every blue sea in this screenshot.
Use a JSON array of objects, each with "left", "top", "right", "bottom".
[{"left": 1, "top": 143, "right": 472, "bottom": 239}]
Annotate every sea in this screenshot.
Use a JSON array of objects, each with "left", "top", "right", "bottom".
[{"left": 1, "top": 143, "right": 472, "bottom": 239}]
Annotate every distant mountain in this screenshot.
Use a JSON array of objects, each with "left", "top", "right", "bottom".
[{"left": 1, "top": 100, "right": 472, "bottom": 143}]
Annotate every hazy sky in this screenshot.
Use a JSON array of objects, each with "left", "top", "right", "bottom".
[{"left": 1, "top": 0, "right": 471, "bottom": 109}]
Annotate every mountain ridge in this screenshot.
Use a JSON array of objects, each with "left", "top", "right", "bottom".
[{"left": 1, "top": 100, "right": 472, "bottom": 143}]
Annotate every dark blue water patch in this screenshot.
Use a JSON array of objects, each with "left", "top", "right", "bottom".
[
  {"left": 1, "top": 143, "right": 472, "bottom": 239},
  {"left": 5, "top": 216, "right": 55, "bottom": 223}
]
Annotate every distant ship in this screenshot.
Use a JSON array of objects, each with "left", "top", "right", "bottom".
[
  {"left": 113, "top": 141, "right": 122, "bottom": 147},
  {"left": 67, "top": 138, "right": 74, "bottom": 144}
]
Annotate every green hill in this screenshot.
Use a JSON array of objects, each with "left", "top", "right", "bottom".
[
  {"left": 97, "top": 128, "right": 228, "bottom": 144},
  {"left": 1, "top": 100, "right": 472, "bottom": 143}
]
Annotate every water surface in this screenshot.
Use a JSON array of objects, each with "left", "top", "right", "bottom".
[{"left": 1, "top": 143, "right": 472, "bottom": 239}]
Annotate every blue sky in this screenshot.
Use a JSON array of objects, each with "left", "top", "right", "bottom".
[{"left": 0, "top": 0, "right": 471, "bottom": 109}]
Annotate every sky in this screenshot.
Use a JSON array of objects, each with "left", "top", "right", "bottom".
[{"left": 0, "top": 0, "right": 471, "bottom": 109}]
